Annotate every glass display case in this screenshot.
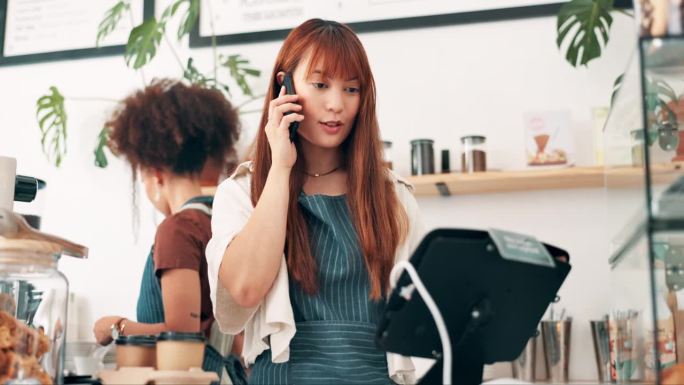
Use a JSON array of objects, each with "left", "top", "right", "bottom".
[{"left": 605, "top": 1, "right": 684, "bottom": 382}]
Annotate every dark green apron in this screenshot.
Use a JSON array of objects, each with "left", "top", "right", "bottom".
[
  {"left": 250, "top": 194, "right": 391, "bottom": 385},
  {"left": 136, "top": 196, "right": 246, "bottom": 385}
]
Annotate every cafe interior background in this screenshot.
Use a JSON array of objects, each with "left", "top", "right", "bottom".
[{"left": 0, "top": 0, "right": 649, "bottom": 382}]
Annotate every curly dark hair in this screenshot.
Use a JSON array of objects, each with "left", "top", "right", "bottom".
[{"left": 107, "top": 78, "right": 240, "bottom": 176}]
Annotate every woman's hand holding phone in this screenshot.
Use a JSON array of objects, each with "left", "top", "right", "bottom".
[{"left": 266, "top": 85, "right": 303, "bottom": 171}]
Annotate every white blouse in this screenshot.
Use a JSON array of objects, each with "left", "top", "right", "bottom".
[{"left": 205, "top": 161, "right": 427, "bottom": 384}]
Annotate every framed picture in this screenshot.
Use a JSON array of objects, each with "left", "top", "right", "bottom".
[
  {"left": 190, "top": 0, "right": 567, "bottom": 47},
  {"left": 0, "top": 0, "right": 155, "bottom": 66}
]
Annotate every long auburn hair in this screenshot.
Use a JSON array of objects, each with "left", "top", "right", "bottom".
[{"left": 251, "top": 19, "right": 407, "bottom": 300}]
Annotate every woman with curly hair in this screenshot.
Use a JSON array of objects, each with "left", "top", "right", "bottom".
[{"left": 92, "top": 79, "right": 244, "bottom": 382}]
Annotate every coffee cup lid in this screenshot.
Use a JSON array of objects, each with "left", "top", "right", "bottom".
[
  {"left": 157, "top": 331, "right": 205, "bottom": 342},
  {"left": 115, "top": 335, "right": 156, "bottom": 346}
]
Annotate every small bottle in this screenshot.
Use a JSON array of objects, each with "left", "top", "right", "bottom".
[
  {"left": 461, "top": 135, "right": 487, "bottom": 173},
  {"left": 382, "top": 141, "right": 393, "bottom": 170},
  {"left": 441, "top": 149, "right": 450, "bottom": 173}
]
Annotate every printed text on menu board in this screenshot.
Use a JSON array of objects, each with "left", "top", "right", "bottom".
[
  {"left": 4, "top": 0, "right": 145, "bottom": 57},
  {"left": 199, "top": 0, "right": 564, "bottom": 37}
]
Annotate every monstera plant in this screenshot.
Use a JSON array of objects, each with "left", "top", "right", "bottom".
[
  {"left": 556, "top": 0, "right": 680, "bottom": 150},
  {"left": 556, "top": 0, "right": 625, "bottom": 67},
  {"left": 36, "top": 0, "right": 262, "bottom": 168}
]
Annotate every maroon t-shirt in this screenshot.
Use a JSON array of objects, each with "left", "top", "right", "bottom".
[{"left": 153, "top": 207, "right": 214, "bottom": 335}]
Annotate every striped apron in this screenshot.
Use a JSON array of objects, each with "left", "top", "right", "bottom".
[
  {"left": 136, "top": 196, "right": 246, "bottom": 385},
  {"left": 250, "top": 194, "right": 391, "bottom": 385}
]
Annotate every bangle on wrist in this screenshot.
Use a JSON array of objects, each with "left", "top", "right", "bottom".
[{"left": 110, "top": 317, "right": 127, "bottom": 340}]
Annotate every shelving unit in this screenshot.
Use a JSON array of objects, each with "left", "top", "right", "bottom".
[
  {"left": 200, "top": 163, "right": 683, "bottom": 197},
  {"left": 407, "top": 163, "right": 681, "bottom": 197}
]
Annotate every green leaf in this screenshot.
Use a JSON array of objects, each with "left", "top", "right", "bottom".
[
  {"left": 645, "top": 78, "right": 677, "bottom": 113},
  {"left": 35, "top": 86, "right": 67, "bottom": 167},
  {"left": 654, "top": 79, "right": 678, "bottom": 129},
  {"left": 96, "top": 1, "right": 130, "bottom": 47},
  {"left": 644, "top": 77, "right": 679, "bottom": 146},
  {"left": 165, "top": 0, "right": 199, "bottom": 40},
  {"left": 654, "top": 79, "right": 678, "bottom": 103},
  {"left": 557, "top": 0, "right": 614, "bottom": 67},
  {"left": 220, "top": 54, "right": 261, "bottom": 97},
  {"left": 610, "top": 73, "right": 623, "bottom": 107},
  {"left": 183, "top": 58, "right": 232, "bottom": 95},
  {"left": 648, "top": 130, "right": 658, "bottom": 146},
  {"left": 94, "top": 127, "right": 110, "bottom": 168},
  {"left": 124, "top": 18, "right": 164, "bottom": 69},
  {"left": 183, "top": 57, "right": 205, "bottom": 84}
]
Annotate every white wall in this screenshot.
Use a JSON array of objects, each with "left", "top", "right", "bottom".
[{"left": 0, "top": 3, "right": 639, "bottom": 381}]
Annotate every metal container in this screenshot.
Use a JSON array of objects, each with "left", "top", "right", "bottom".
[
  {"left": 542, "top": 319, "right": 572, "bottom": 383},
  {"left": 511, "top": 333, "right": 538, "bottom": 382},
  {"left": 590, "top": 319, "right": 611, "bottom": 383},
  {"left": 410, "top": 139, "right": 435, "bottom": 175}
]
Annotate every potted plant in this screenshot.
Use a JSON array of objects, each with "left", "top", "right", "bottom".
[
  {"left": 35, "top": 0, "right": 263, "bottom": 178},
  {"left": 556, "top": 0, "right": 681, "bottom": 154}
]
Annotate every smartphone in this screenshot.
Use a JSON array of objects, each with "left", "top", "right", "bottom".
[{"left": 282, "top": 72, "right": 299, "bottom": 142}]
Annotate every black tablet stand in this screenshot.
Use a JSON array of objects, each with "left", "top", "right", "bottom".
[{"left": 376, "top": 229, "right": 571, "bottom": 385}]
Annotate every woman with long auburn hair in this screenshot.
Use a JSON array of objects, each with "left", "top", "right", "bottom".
[{"left": 206, "top": 19, "right": 426, "bottom": 384}]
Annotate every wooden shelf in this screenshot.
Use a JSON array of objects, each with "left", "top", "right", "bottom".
[
  {"left": 200, "top": 163, "right": 684, "bottom": 197},
  {"left": 407, "top": 163, "right": 683, "bottom": 197}
]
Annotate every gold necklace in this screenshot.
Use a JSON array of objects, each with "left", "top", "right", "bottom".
[{"left": 304, "top": 165, "right": 342, "bottom": 177}]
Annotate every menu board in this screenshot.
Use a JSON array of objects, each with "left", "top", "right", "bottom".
[
  {"left": 0, "top": 0, "right": 153, "bottom": 66},
  {"left": 192, "top": 0, "right": 567, "bottom": 46}
]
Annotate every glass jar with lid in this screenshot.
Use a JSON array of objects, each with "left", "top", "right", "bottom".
[
  {"left": 0, "top": 210, "right": 87, "bottom": 385},
  {"left": 410, "top": 139, "right": 435, "bottom": 175},
  {"left": 461, "top": 135, "right": 487, "bottom": 173}
]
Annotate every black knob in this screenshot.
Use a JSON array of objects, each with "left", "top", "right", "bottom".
[{"left": 14, "top": 175, "right": 39, "bottom": 202}]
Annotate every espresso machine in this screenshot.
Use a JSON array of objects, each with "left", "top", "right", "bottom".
[{"left": 0, "top": 155, "right": 44, "bottom": 217}]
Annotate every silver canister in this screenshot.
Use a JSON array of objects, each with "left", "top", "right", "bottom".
[
  {"left": 542, "top": 319, "right": 572, "bottom": 383},
  {"left": 590, "top": 319, "right": 611, "bottom": 383},
  {"left": 511, "top": 333, "right": 538, "bottom": 382},
  {"left": 410, "top": 139, "right": 435, "bottom": 175}
]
